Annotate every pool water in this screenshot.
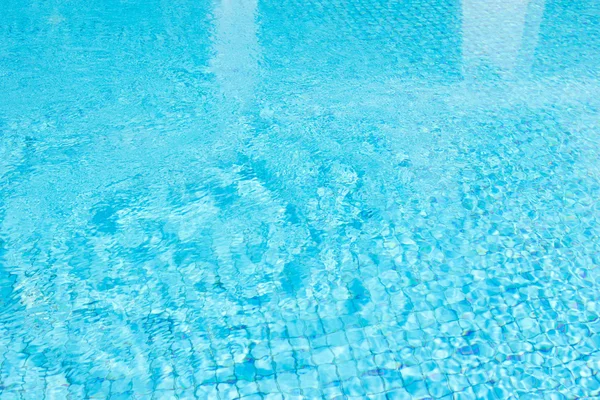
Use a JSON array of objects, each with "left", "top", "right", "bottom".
[{"left": 2, "top": 0, "right": 600, "bottom": 398}]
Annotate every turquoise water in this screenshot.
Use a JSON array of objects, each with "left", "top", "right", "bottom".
[{"left": 1, "top": 0, "right": 600, "bottom": 398}]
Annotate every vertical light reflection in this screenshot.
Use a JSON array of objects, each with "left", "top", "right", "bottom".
[
  {"left": 209, "top": 0, "right": 260, "bottom": 109},
  {"left": 462, "top": 0, "right": 545, "bottom": 78},
  {"left": 517, "top": 0, "right": 546, "bottom": 74}
]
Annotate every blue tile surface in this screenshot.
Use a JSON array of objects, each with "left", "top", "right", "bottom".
[{"left": 1, "top": 0, "right": 600, "bottom": 398}]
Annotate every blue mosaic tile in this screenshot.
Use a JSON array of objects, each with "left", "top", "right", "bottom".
[{"left": 2, "top": 0, "right": 600, "bottom": 398}]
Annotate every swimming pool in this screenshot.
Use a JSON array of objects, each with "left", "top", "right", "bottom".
[{"left": 1, "top": 0, "right": 600, "bottom": 398}]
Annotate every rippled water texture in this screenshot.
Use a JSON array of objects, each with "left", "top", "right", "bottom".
[{"left": 2, "top": 0, "right": 600, "bottom": 398}]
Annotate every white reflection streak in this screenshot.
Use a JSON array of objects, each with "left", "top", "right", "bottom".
[
  {"left": 462, "top": 0, "right": 545, "bottom": 77},
  {"left": 210, "top": 0, "right": 260, "bottom": 107},
  {"left": 518, "top": 0, "right": 546, "bottom": 73}
]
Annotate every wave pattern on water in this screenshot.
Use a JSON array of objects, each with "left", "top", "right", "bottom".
[{"left": 1, "top": 0, "right": 600, "bottom": 398}]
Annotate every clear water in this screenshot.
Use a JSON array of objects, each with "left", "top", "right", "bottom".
[{"left": 1, "top": 0, "right": 600, "bottom": 398}]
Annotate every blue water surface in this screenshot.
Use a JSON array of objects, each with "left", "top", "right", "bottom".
[{"left": 1, "top": 0, "right": 600, "bottom": 398}]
